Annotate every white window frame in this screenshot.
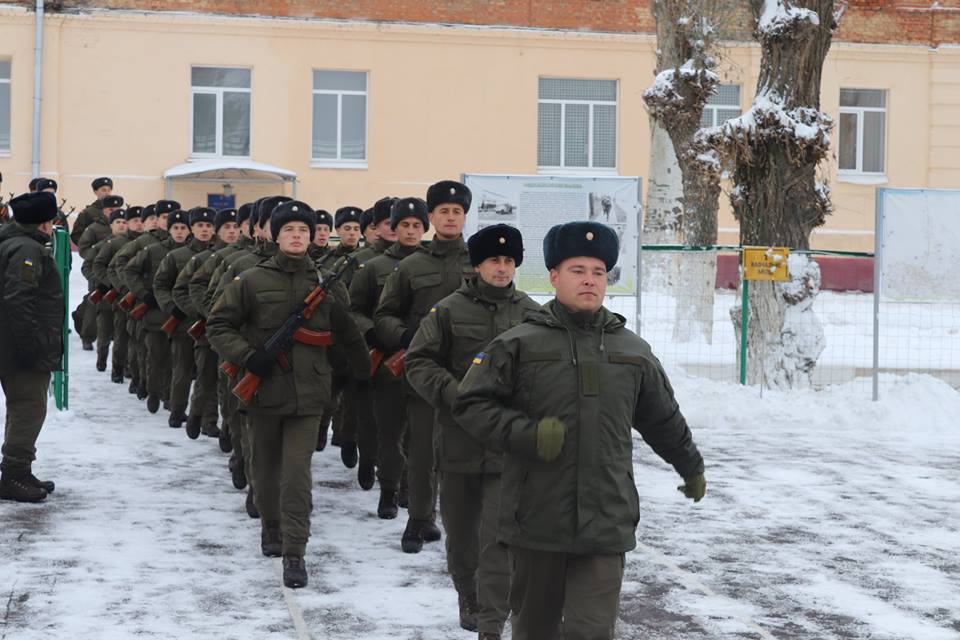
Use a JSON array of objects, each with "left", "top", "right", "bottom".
[
  {"left": 0, "top": 60, "right": 10, "bottom": 155},
  {"left": 310, "top": 70, "right": 368, "bottom": 169},
  {"left": 189, "top": 66, "right": 252, "bottom": 160},
  {"left": 838, "top": 88, "right": 887, "bottom": 179},
  {"left": 702, "top": 84, "right": 741, "bottom": 128},
  {"left": 537, "top": 78, "right": 619, "bottom": 175}
]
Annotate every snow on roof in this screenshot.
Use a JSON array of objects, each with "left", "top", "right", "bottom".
[{"left": 163, "top": 159, "right": 296, "bottom": 181}]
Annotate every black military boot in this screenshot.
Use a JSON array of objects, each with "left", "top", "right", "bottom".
[
  {"left": 128, "top": 379, "right": 138, "bottom": 395},
  {"left": 397, "top": 483, "right": 409, "bottom": 509},
  {"left": 377, "top": 489, "right": 398, "bottom": 520},
  {"left": 229, "top": 455, "right": 247, "bottom": 490},
  {"left": 185, "top": 415, "right": 202, "bottom": 439},
  {"left": 245, "top": 488, "right": 259, "bottom": 519},
  {"left": 423, "top": 516, "right": 442, "bottom": 543},
  {"left": 201, "top": 421, "right": 221, "bottom": 438},
  {"left": 162, "top": 399, "right": 170, "bottom": 411},
  {"left": 357, "top": 459, "right": 375, "bottom": 491},
  {"left": 24, "top": 472, "right": 55, "bottom": 493},
  {"left": 458, "top": 591, "right": 479, "bottom": 632},
  {"left": 261, "top": 521, "right": 282, "bottom": 557},
  {"left": 0, "top": 473, "right": 47, "bottom": 503},
  {"left": 82, "top": 340, "right": 94, "bottom": 351},
  {"left": 96, "top": 351, "right": 108, "bottom": 372},
  {"left": 111, "top": 369, "right": 124, "bottom": 384},
  {"left": 340, "top": 442, "right": 358, "bottom": 468},
  {"left": 401, "top": 518, "right": 425, "bottom": 554},
  {"left": 282, "top": 555, "right": 308, "bottom": 589},
  {"left": 218, "top": 423, "right": 232, "bottom": 453},
  {"left": 168, "top": 411, "right": 187, "bottom": 429},
  {"left": 478, "top": 633, "right": 501, "bottom": 640},
  {"left": 147, "top": 395, "right": 160, "bottom": 414},
  {"left": 136, "top": 382, "right": 148, "bottom": 400}
]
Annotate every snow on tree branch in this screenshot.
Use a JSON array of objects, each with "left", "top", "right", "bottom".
[{"left": 757, "top": 0, "right": 820, "bottom": 37}]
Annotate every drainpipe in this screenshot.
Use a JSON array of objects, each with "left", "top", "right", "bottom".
[{"left": 31, "top": 0, "right": 44, "bottom": 179}]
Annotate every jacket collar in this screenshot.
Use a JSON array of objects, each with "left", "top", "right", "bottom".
[{"left": 428, "top": 235, "right": 465, "bottom": 257}]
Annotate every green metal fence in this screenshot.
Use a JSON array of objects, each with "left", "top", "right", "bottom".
[{"left": 50, "top": 227, "right": 70, "bottom": 410}]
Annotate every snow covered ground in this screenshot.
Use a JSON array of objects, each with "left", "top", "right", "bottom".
[{"left": 1, "top": 267, "right": 959, "bottom": 639}]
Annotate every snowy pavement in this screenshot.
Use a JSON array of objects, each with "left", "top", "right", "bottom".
[{"left": 2, "top": 269, "right": 959, "bottom": 639}]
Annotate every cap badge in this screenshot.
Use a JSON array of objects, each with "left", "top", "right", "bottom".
[
  {"left": 586, "top": 231, "right": 594, "bottom": 241},
  {"left": 450, "top": 187, "right": 456, "bottom": 195},
  {"left": 409, "top": 203, "right": 414, "bottom": 210},
  {"left": 498, "top": 237, "right": 506, "bottom": 244}
]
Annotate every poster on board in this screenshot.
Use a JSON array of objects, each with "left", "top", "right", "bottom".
[{"left": 462, "top": 174, "right": 641, "bottom": 296}]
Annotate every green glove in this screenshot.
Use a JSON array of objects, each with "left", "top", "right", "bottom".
[
  {"left": 535, "top": 417, "right": 566, "bottom": 462},
  {"left": 677, "top": 473, "right": 706, "bottom": 502}
]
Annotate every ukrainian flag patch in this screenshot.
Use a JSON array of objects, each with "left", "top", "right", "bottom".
[{"left": 472, "top": 352, "right": 486, "bottom": 366}]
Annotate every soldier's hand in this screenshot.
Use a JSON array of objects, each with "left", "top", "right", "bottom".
[
  {"left": 144, "top": 292, "right": 158, "bottom": 308},
  {"left": 677, "top": 473, "right": 706, "bottom": 502},
  {"left": 245, "top": 349, "right": 274, "bottom": 377},
  {"left": 171, "top": 306, "right": 186, "bottom": 320},
  {"left": 535, "top": 417, "right": 566, "bottom": 462},
  {"left": 400, "top": 325, "right": 418, "bottom": 349}
]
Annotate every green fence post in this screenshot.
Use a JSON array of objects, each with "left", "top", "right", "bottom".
[
  {"left": 739, "top": 277, "right": 748, "bottom": 385},
  {"left": 51, "top": 227, "right": 70, "bottom": 410}
]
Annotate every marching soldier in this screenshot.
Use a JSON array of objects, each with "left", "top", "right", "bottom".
[
  {"left": 452, "top": 221, "right": 706, "bottom": 640},
  {"left": 123, "top": 208, "right": 191, "bottom": 414},
  {"left": 307, "top": 209, "right": 333, "bottom": 263},
  {"left": 0, "top": 192, "right": 63, "bottom": 503},
  {"left": 76, "top": 194, "right": 124, "bottom": 352},
  {"left": 70, "top": 176, "right": 113, "bottom": 246},
  {"left": 406, "top": 224, "right": 540, "bottom": 636},
  {"left": 154, "top": 207, "right": 216, "bottom": 429},
  {"left": 93, "top": 206, "right": 143, "bottom": 383},
  {"left": 88, "top": 206, "right": 128, "bottom": 373},
  {"left": 360, "top": 207, "right": 378, "bottom": 248},
  {"left": 207, "top": 200, "right": 371, "bottom": 588},
  {"left": 32, "top": 179, "right": 68, "bottom": 229},
  {"left": 374, "top": 180, "right": 474, "bottom": 553},
  {"left": 317, "top": 205, "right": 361, "bottom": 271},
  {"left": 349, "top": 197, "right": 427, "bottom": 516},
  {"left": 174, "top": 208, "right": 240, "bottom": 441}
]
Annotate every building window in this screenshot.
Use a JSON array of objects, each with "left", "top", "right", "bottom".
[
  {"left": 839, "top": 88, "right": 886, "bottom": 174},
  {"left": 0, "top": 60, "right": 10, "bottom": 152},
  {"left": 701, "top": 84, "right": 741, "bottom": 127},
  {"left": 312, "top": 70, "right": 367, "bottom": 165},
  {"left": 191, "top": 67, "right": 251, "bottom": 157},
  {"left": 538, "top": 77, "right": 618, "bottom": 171}
]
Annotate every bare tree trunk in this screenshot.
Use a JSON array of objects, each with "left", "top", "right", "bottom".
[{"left": 718, "top": 0, "right": 839, "bottom": 388}]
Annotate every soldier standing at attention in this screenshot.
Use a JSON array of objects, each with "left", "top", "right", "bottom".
[
  {"left": 154, "top": 207, "right": 216, "bottom": 430},
  {"left": 70, "top": 177, "right": 113, "bottom": 348},
  {"left": 77, "top": 194, "right": 124, "bottom": 353},
  {"left": 175, "top": 208, "right": 240, "bottom": 442},
  {"left": 307, "top": 209, "right": 333, "bottom": 263},
  {"left": 406, "top": 224, "right": 540, "bottom": 636},
  {"left": 0, "top": 192, "right": 63, "bottom": 503},
  {"left": 207, "top": 201, "right": 371, "bottom": 588},
  {"left": 317, "top": 205, "right": 361, "bottom": 271},
  {"left": 124, "top": 209, "right": 191, "bottom": 414},
  {"left": 453, "top": 221, "right": 707, "bottom": 640},
  {"left": 360, "top": 207, "right": 378, "bottom": 248},
  {"left": 374, "top": 180, "right": 475, "bottom": 553},
  {"left": 88, "top": 206, "right": 128, "bottom": 373}
]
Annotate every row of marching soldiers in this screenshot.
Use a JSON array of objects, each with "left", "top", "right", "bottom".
[{"left": 68, "top": 177, "right": 707, "bottom": 640}]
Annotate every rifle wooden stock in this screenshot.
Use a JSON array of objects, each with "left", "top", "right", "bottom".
[
  {"left": 131, "top": 302, "right": 149, "bottom": 320},
  {"left": 188, "top": 319, "right": 206, "bottom": 340},
  {"left": 232, "top": 372, "right": 262, "bottom": 404},
  {"left": 118, "top": 292, "right": 136, "bottom": 311},
  {"left": 369, "top": 348, "right": 384, "bottom": 377},
  {"left": 104, "top": 288, "right": 119, "bottom": 304},
  {"left": 161, "top": 315, "right": 180, "bottom": 336},
  {"left": 384, "top": 349, "right": 406, "bottom": 378},
  {"left": 219, "top": 361, "right": 239, "bottom": 378},
  {"left": 89, "top": 288, "right": 104, "bottom": 304}
]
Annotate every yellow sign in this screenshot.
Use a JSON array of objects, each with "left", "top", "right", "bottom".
[{"left": 742, "top": 246, "right": 790, "bottom": 281}]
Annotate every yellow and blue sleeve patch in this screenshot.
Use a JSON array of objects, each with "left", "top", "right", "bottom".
[
  {"left": 429, "top": 306, "right": 437, "bottom": 314},
  {"left": 472, "top": 352, "right": 486, "bottom": 366}
]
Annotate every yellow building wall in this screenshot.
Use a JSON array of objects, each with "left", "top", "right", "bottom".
[{"left": 0, "top": 7, "right": 957, "bottom": 253}]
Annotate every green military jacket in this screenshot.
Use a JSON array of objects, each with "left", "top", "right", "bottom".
[
  {"left": 348, "top": 242, "right": 423, "bottom": 340},
  {"left": 189, "top": 237, "right": 249, "bottom": 317},
  {"left": 77, "top": 217, "right": 111, "bottom": 261},
  {"left": 123, "top": 236, "right": 186, "bottom": 330},
  {"left": 333, "top": 237, "right": 390, "bottom": 289},
  {"left": 307, "top": 243, "right": 331, "bottom": 263},
  {"left": 92, "top": 231, "right": 138, "bottom": 291},
  {"left": 110, "top": 228, "right": 167, "bottom": 294},
  {"left": 70, "top": 199, "right": 103, "bottom": 247},
  {"left": 406, "top": 277, "right": 541, "bottom": 474},
  {"left": 176, "top": 237, "right": 227, "bottom": 319},
  {"left": 81, "top": 232, "right": 114, "bottom": 286},
  {"left": 452, "top": 299, "right": 704, "bottom": 555},
  {"left": 204, "top": 238, "right": 267, "bottom": 316},
  {"left": 206, "top": 250, "right": 370, "bottom": 416},
  {"left": 154, "top": 237, "right": 208, "bottom": 335},
  {"left": 317, "top": 242, "right": 356, "bottom": 272},
  {"left": 374, "top": 236, "right": 473, "bottom": 350}
]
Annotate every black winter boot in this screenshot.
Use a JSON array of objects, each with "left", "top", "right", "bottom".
[
  {"left": 168, "top": 411, "right": 187, "bottom": 429},
  {"left": 458, "top": 591, "right": 479, "bottom": 632},
  {"left": 358, "top": 459, "right": 375, "bottom": 491},
  {"left": 185, "top": 415, "right": 202, "bottom": 439},
  {"left": 261, "top": 521, "right": 282, "bottom": 557},
  {"left": 0, "top": 473, "right": 47, "bottom": 503},
  {"left": 201, "top": 421, "right": 221, "bottom": 438},
  {"left": 377, "top": 489, "right": 398, "bottom": 520},
  {"left": 245, "top": 489, "right": 259, "bottom": 518},
  {"left": 147, "top": 395, "right": 160, "bottom": 414},
  {"left": 111, "top": 369, "right": 124, "bottom": 384},
  {"left": 401, "top": 518, "right": 425, "bottom": 554},
  {"left": 422, "top": 517, "right": 442, "bottom": 543},
  {"left": 340, "top": 441, "right": 358, "bottom": 469},
  {"left": 96, "top": 351, "right": 108, "bottom": 372},
  {"left": 218, "top": 424, "right": 233, "bottom": 453},
  {"left": 24, "top": 473, "right": 54, "bottom": 493},
  {"left": 282, "top": 555, "right": 308, "bottom": 589},
  {"left": 229, "top": 456, "right": 247, "bottom": 490}
]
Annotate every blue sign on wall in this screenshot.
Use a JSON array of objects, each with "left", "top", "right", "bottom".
[{"left": 207, "top": 194, "right": 236, "bottom": 211}]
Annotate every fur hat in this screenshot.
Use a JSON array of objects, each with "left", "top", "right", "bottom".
[
  {"left": 35, "top": 178, "right": 57, "bottom": 192},
  {"left": 258, "top": 196, "right": 293, "bottom": 229},
  {"left": 102, "top": 195, "right": 124, "bottom": 209},
  {"left": 316, "top": 209, "right": 333, "bottom": 229},
  {"left": 124, "top": 206, "right": 143, "bottom": 221},
  {"left": 360, "top": 208, "right": 375, "bottom": 234},
  {"left": 91, "top": 177, "right": 113, "bottom": 191},
  {"left": 189, "top": 207, "right": 216, "bottom": 226},
  {"left": 271, "top": 200, "right": 316, "bottom": 243},
  {"left": 334, "top": 206, "right": 363, "bottom": 229},
  {"left": 109, "top": 209, "right": 126, "bottom": 224},
  {"left": 390, "top": 197, "right": 429, "bottom": 232},
  {"left": 166, "top": 210, "right": 190, "bottom": 230},
  {"left": 236, "top": 203, "right": 253, "bottom": 226},
  {"left": 426, "top": 180, "right": 471, "bottom": 213},
  {"left": 155, "top": 199, "right": 181, "bottom": 215},
  {"left": 140, "top": 204, "right": 156, "bottom": 220},
  {"left": 372, "top": 197, "right": 397, "bottom": 226},
  {"left": 468, "top": 224, "right": 524, "bottom": 267},
  {"left": 9, "top": 192, "right": 58, "bottom": 224},
  {"left": 215, "top": 208, "right": 238, "bottom": 232},
  {"left": 542, "top": 221, "right": 619, "bottom": 271}
]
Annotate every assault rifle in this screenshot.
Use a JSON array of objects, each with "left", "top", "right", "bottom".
[{"left": 227, "top": 256, "right": 356, "bottom": 404}]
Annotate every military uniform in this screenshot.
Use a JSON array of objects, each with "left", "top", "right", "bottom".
[
  {"left": 70, "top": 198, "right": 104, "bottom": 247},
  {"left": 92, "top": 223, "right": 140, "bottom": 381},
  {"left": 307, "top": 242, "right": 331, "bottom": 263},
  {"left": 407, "top": 272, "right": 540, "bottom": 635},
  {"left": 0, "top": 194, "right": 64, "bottom": 503},
  {"left": 207, "top": 202, "right": 370, "bottom": 587},
  {"left": 76, "top": 215, "right": 112, "bottom": 346},
  {"left": 374, "top": 235, "right": 473, "bottom": 537}
]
